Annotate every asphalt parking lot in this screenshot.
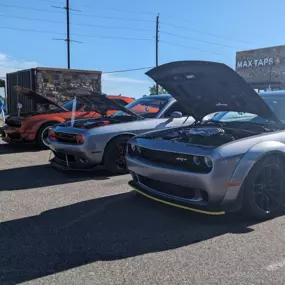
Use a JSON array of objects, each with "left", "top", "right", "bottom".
[{"left": 1, "top": 141, "right": 285, "bottom": 285}]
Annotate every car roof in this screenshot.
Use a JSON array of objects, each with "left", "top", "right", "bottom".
[
  {"left": 259, "top": 90, "right": 285, "bottom": 97},
  {"left": 106, "top": 95, "right": 134, "bottom": 101},
  {"left": 142, "top": 94, "right": 173, "bottom": 100}
]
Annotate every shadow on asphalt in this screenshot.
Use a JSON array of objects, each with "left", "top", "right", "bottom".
[
  {"left": 0, "top": 143, "right": 40, "bottom": 155},
  {"left": 0, "top": 191, "right": 259, "bottom": 284},
  {"left": 0, "top": 164, "right": 111, "bottom": 191}
]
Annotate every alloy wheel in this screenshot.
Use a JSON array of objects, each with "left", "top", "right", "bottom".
[{"left": 253, "top": 165, "right": 285, "bottom": 213}]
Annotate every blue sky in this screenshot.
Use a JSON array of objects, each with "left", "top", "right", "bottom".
[{"left": 1, "top": 0, "right": 285, "bottom": 97}]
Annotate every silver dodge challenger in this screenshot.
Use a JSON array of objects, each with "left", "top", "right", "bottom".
[
  {"left": 46, "top": 93, "right": 203, "bottom": 173},
  {"left": 126, "top": 60, "right": 285, "bottom": 220}
]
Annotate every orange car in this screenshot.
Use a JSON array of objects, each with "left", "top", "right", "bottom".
[{"left": 2, "top": 87, "right": 134, "bottom": 149}]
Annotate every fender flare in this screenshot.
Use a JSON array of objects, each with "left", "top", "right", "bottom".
[
  {"left": 221, "top": 141, "right": 285, "bottom": 207},
  {"left": 103, "top": 132, "right": 136, "bottom": 157},
  {"left": 31, "top": 117, "right": 65, "bottom": 134},
  {"left": 35, "top": 120, "right": 62, "bottom": 138}
]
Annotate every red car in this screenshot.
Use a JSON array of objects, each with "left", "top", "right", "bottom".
[{"left": 2, "top": 87, "right": 134, "bottom": 149}]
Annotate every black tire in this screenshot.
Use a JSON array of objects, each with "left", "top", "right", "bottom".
[
  {"left": 36, "top": 122, "right": 57, "bottom": 150},
  {"left": 103, "top": 135, "right": 132, "bottom": 174},
  {"left": 242, "top": 155, "right": 285, "bottom": 220}
]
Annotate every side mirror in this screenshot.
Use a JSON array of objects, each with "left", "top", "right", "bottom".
[{"left": 170, "top": 111, "right": 183, "bottom": 119}]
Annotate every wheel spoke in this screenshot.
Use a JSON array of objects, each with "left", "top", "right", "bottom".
[
  {"left": 264, "top": 190, "right": 279, "bottom": 205},
  {"left": 263, "top": 194, "right": 270, "bottom": 212},
  {"left": 254, "top": 183, "right": 263, "bottom": 194},
  {"left": 115, "top": 143, "right": 127, "bottom": 169},
  {"left": 253, "top": 165, "right": 285, "bottom": 213},
  {"left": 263, "top": 166, "right": 271, "bottom": 181}
]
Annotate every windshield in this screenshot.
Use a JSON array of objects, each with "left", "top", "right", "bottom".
[
  {"left": 210, "top": 95, "right": 285, "bottom": 124},
  {"left": 112, "top": 97, "right": 169, "bottom": 119},
  {"left": 61, "top": 100, "right": 85, "bottom": 111}
]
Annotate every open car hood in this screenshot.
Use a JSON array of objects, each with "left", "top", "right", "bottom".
[
  {"left": 146, "top": 61, "right": 281, "bottom": 122},
  {"left": 14, "top": 86, "right": 67, "bottom": 111},
  {"left": 73, "top": 89, "right": 142, "bottom": 119}
]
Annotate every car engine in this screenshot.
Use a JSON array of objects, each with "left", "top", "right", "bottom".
[
  {"left": 146, "top": 126, "right": 261, "bottom": 147},
  {"left": 175, "top": 127, "right": 236, "bottom": 146}
]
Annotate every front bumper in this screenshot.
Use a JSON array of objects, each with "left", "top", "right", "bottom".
[
  {"left": 129, "top": 180, "right": 225, "bottom": 215},
  {"left": 49, "top": 150, "right": 103, "bottom": 171},
  {"left": 126, "top": 154, "right": 243, "bottom": 213},
  {"left": 1, "top": 126, "right": 35, "bottom": 143}
]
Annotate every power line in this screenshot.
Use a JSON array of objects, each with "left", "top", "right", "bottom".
[
  {"left": 160, "top": 21, "right": 256, "bottom": 46},
  {"left": 39, "top": 0, "right": 157, "bottom": 14},
  {"left": 0, "top": 14, "right": 64, "bottom": 24},
  {"left": 0, "top": 26, "right": 65, "bottom": 36},
  {"left": 70, "top": 12, "right": 155, "bottom": 23},
  {"left": 160, "top": 31, "right": 242, "bottom": 50},
  {"left": 103, "top": 67, "right": 153, "bottom": 74},
  {"left": 0, "top": 3, "right": 64, "bottom": 14},
  {"left": 72, "top": 33, "right": 154, "bottom": 41},
  {"left": 0, "top": 3, "right": 155, "bottom": 23},
  {"left": 73, "top": 22, "right": 152, "bottom": 32},
  {"left": 37, "top": 0, "right": 66, "bottom": 4},
  {"left": 76, "top": 3, "right": 157, "bottom": 15},
  {"left": 0, "top": 26, "right": 154, "bottom": 41},
  {"left": 160, "top": 40, "right": 222, "bottom": 55},
  {"left": 0, "top": 14, "right": 153, "bottom": 32}
]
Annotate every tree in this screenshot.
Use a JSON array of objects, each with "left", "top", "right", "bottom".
[
  {"left": 0, "top": 79, "right": 5, "bottom": 88},
  {"left": 149, "top": 84, "right": 168, "bottom": 95}
]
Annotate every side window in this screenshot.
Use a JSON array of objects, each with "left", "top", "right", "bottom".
[
  {"left": 163, "top": 102, "right": 185, "bottom": 118},
  {"left": 115, "top": 99, "right": 128, "bottom": 106},
  {"left": 82, "top": 105, "right": 94, "bottom": 111}
]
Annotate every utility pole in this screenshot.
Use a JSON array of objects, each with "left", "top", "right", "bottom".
[
  {"left": 52, "top": 2, "right": 82, "bottom": 69},
  {"left": 155, "top": 14, "right": 159, "bottom": 94},
  {"left": 66, "top": 0, "right": 70, "bottom": 69}
]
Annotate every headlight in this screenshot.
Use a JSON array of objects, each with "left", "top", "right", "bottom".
[
  {"left": 48, "top": 129, "right": 57, "bottom": 141},
  {"left": 193, "top": 156, "right": 201, "bottom": 166},
  {"left": 137, "top": 146, "right": 142, "bottom": 154},
  {"left": 204, "top": 157, "right": 213, "bottom": 168}
]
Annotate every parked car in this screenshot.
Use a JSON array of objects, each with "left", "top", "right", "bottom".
[
  {"left": 46, "top": 93, "right": 208, "bottom": 174},
  {"left": 1, "top": 87, "right": 133, "bottom": 149},
  {"left": 126, "top": 60, "right": 285, "bottom": 220}
]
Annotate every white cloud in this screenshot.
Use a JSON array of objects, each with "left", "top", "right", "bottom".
[
  {"left": 102, "top": 73, "right": 152, "bottom": 98},
  {"left": 0, "top": 53, "right": 38, "bottom": 78}
]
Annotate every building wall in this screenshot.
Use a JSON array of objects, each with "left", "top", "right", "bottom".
[
  {"left": 35, "top": 68, "right": 102, "bottom": 105},
  {"left": 236, "top": 45, "right": 285, "bottom": 91}
]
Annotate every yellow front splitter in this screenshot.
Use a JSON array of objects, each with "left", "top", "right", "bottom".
[{"left": 131, "top": 185, "right": 225, "bottom": 216}]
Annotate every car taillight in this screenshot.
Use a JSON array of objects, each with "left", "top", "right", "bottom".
[
  {"left": 76, "top": 135, "right": 84, "bottom": 144},
  {"left": 48, "top": 129, "right": 57, "bottom": 141}
]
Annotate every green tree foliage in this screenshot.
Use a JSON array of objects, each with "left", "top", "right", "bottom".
[{"left": 149, "top": 84, "right": 168, "bottom": 95}]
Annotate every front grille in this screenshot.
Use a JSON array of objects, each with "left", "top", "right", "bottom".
[
  {"left": 128, "top": 144, "right": 211, "bottom": 173},
  {"left": 7, "top": 132, "right": 21, "bottom": 140},
  {"left": 5, "top": 119, "right": 21, "bottom": 128},
  {"left": 139, "top": 175, "right": 196, "bottom": 199},
  {"left": 54, "top": 132, "right": 77, "bottom": 144}
]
